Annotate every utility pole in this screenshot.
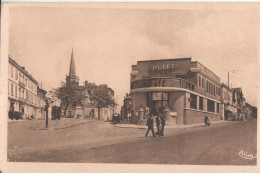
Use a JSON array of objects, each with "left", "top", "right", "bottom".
[
  {"left": 228, "top": 70, "right": 239, "bottom": 88},
  {"left": 228, "top": 71, "right": 230, "bottom": 88}
]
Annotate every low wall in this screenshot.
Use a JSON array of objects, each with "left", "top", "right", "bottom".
[{"left": 185, "top": 109, "right": 221, "bottom": 124}]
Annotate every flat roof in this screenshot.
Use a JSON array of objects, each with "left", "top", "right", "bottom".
[{"left": 137, "top": 57, "right": 191, "bottom": 63}]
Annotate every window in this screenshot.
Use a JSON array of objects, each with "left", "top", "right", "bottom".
[
  {"left": 199, "top": 97, "right": 203, "bottom": 111},
  {"left": 15, "top": 85, "right": 17, "bottom": 98},
  {"left": 202, "top": 78, "right": 204, "bottom": 88},
  {"left": 208, "top": 82, "right": 210, "bottom": 94},
  {"left": 15, "top": 68, "right": 18, "bottom": 80},
  {"left": 19, "top": 88, "right": 21, "bottom": 98},
  {"left": 22, "top": 90, "right": 24, "bottom": 99},
  {"left": 162, "top": 92, "right": 169, "bottom": 107},
  {"left": 190, "top": 94, "right": 197, "bottom": 109},
  {"left": 207, "top": 99, "right": 215, "bottom": 113},
  {"left": 11, "top": 83, "right": 13, "bottom": 96},
  {"left": 207, "top": 81, "right": 209, "bottom": 93},
  {"left": 199, "top": 76, "right": 201, "bottom": 87},
  {"left": 217, "top": 103, "right": 220, "bottom": 113},
  {"left": 11, "top": 66, "right": 13, "bottom": 78},
  {"left": 213, "top": 85, "right": 215, "bottom": 96}
]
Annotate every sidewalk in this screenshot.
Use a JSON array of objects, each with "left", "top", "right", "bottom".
[{"left": 114, "top": 120, "right": 228, "bottom": 129}]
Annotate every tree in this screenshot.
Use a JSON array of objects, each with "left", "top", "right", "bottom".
[
  {"left": 50, "top": 82, "right": 86, "bottom": 117},
  {"left": 89, "top": 85, "right": 117, "bottom": 119}
]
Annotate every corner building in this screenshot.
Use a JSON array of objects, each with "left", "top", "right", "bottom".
[{"left": 130, "top": 58, "right": 222, "bottom": 125}]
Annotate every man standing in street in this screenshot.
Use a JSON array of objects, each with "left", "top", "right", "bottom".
[
  {"left": 145, "top": 115, "right": 155, "bottom": 137},
  {"left": 204, "top": 114, "right": 210, "bottom": 126},
  {"left": 161, "top": 115, "right": 166, "bottom": 136},
  {"left": 156, "top": 116, "right": 161, "bottom": 136}
]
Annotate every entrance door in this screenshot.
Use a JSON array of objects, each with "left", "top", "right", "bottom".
[{"left": 148, "top": 92, "right": 169, "bottom": 116}]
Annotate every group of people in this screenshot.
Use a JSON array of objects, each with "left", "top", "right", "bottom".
[{"left": 145, "top": 114, "right": 166, "bottom": 138}]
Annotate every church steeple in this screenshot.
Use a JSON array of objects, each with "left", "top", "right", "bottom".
[
  {"left": 66, "top": 48, "right": 79, "bottom": 86},
  {"left": 69, "top": 48, "right": 76, "bottom": 76}
]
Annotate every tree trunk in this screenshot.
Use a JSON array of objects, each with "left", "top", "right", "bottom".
[
  {"left": 64, "top": 101, "right": 69, "bottom": 117},
  {"left": 98, "top": 107, "right": 100, "bottom": 120}
]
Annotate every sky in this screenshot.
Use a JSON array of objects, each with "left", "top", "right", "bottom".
[{"left": 8, "top": 4, "right": 258, "bottom": 109}]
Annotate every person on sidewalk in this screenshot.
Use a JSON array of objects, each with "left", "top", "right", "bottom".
[
  {"left": 204, "top": 114, "right": 210, "bottom": 126},
  {"left": 160, "top": 115, "right": 166, "bottom": 136},
  {"left": 156, "top": 116, "right": 161, "bottom": 136},
  {"left": 145, "top": 115, "right": 155, "bottom": 137}
]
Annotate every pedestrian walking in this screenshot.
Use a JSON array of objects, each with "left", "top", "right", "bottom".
[
  {"left": 160, "top": 115, "right": 166, "bottom": 136},
  {"left": 204, "top": 114, "right": 210, "bottom": 126},
  {"left": 145, "top": 115, "right": 155, "bottom": 137},
  {"left": 156, "top": 116, "right": 161, "bottom": 136}
]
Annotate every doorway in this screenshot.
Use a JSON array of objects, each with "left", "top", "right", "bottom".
[{"left": 147, "top": 92, "right": 169, "bottom": 116}]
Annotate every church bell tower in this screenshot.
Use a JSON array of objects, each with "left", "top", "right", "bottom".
[{"left": 66, "top": 48, "right": 79, "bottom": 86}]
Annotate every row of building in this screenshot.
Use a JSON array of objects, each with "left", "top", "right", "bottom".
[
  {"left": 8, "top": 57, "right": 48, "bottom": 120},
  {"left": 121, "top": 58, "right": 257, "bottom": 125},
  {"left": 8, "top": 49, "right": 116, "bottom": 120}
]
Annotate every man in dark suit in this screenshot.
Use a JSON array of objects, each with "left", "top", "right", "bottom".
[
  {"left": 160, "top": 115, "right": 166, "bottom": 136},
  {"left": 156, "top": 116, "right": 161, "bottom": 136},
  {"left": 145, "top": 115, "right": 155, "bottom": 137}
]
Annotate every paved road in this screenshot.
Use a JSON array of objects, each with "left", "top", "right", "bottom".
[{"left": 8, "top": 120, "right": 257, "bottom": 165}]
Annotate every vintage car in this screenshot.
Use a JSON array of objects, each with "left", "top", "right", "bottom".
[{"left": 112, "top": 113, "right": 120, "bottom": 122}]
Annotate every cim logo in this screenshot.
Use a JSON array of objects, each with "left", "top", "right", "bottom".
[{"left": 238, "top": 151, "right": 256, "bottom": 160}]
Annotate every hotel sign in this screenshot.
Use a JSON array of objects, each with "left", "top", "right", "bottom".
[{"left": 151, "top": 64, "right": 177, "bottom": 76}]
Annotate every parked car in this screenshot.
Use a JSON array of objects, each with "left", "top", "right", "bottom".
[{"left": 112, "top": 113, "right": 120, "bottom": 122}]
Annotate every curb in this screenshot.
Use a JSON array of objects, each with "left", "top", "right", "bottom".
[{"left": 114, "top": 120, "right": 228, "bottom": 129}]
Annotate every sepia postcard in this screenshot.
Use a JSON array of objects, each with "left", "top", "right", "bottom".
[{"left": 0, "top": 2, "right": 259, "bottom": 173}]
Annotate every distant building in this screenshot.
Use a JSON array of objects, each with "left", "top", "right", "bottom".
[
  {"left": 62, "top": 49, "right": 115, "bottom": 120},
  {"left": 232, "top": 88, "right": 246, "bottom": 120},
  {"left": 121, "top": 93, "right": 132, "bottom": 120},
  {"left": 36, "top": 86, "right": 47, "bottom": 119},
  {"left": 130, "top": 58, "right": 222, "bottom": 125},
  {"left": 221, "top": 84, "right": 237, "bottom": 120},
  {"left": 8, "top": 57, "right": 38, "bottom": 119}
]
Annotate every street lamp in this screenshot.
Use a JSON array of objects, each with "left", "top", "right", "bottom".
[
  {"left": 228, "top": 70, "right": 239, "bottom": 88},
  {"left": 45, "top": 98, "right": 50, "bottom": 128}
]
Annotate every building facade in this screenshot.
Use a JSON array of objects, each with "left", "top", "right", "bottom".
[
  {"left": 8, "top": 57, "right": 39, "bottom": 119},
  {"left": 120, "top": 93, "right": 132, "bottom": 120},
  {"left": 130, "top": 58, "right": 222, "bottom": 125},
  {"left": 221, "top": 84, "right": 237, "bottom": 120},
  {"left": 36, "top": 86, "right": 47, "bottom": 119}
]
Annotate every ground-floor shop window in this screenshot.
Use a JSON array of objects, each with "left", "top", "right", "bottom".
[
  {"left": 199, "top": 96, "right": 203, "bottom": 111},
  {"left": 207, "top": 99, "right": 215, "bottom": 113},
  {"left": 217, "top": 103, "right": 219, "bottom": 113},
  {"left": 190, "top": 94, "right": 197, "bottom": 109}
]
